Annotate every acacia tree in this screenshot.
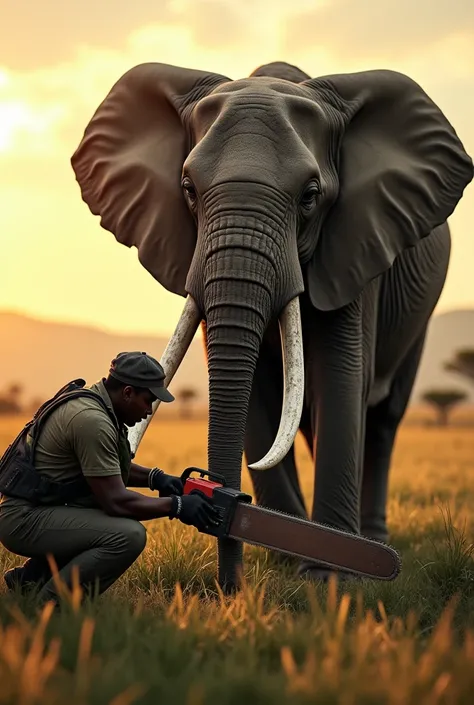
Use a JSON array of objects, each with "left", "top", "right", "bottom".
[
  {"left": 422, "top": 388, "right": 467, "bottom": 426},
  {"left": 175, "top": 387, "right": 199, "bottom": 419},
  {"left": 0, "top": 382, "right": 23, "bottom": 415},
  {"left": 444, "top": 348, "right": 474, "bottom": 384}
]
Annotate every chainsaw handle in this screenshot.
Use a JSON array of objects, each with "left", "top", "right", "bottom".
[
  {"left": 180, "top": 467, "right": 226, "bottom": 486},
  {"left": 179, "top": 468, "right": 251, "bottom": 536}
]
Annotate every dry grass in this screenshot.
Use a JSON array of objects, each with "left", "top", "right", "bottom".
[{"left": 0, "top": 413, "right": 474, "bottom": 704}]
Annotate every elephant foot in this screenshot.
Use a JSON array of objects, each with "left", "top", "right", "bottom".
[{"left": 218, "top": 576, "right": 241, "bottom": 596}]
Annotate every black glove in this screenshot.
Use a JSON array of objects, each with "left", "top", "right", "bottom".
[
  {"left": 148, "top": 468, "right": 183, "bottom": 497},
  {"left": 169, "top": 491, "right": 221, "bottom": 532}
]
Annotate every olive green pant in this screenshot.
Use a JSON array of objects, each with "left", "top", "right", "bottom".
[{"left": 0, "top": 500, "right": 147, "bottom": 604}]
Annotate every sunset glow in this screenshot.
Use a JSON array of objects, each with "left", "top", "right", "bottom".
[
  {"left": 0, "top": 0, "right": 473, "bottom": 336},
  {"left": 0, "top": 101, "right": 52, "bottom": 152}
]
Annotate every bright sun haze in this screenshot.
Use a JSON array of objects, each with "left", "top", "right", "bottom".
[{"left": 0, "top": 0, "right": 473, "bottom": 336}]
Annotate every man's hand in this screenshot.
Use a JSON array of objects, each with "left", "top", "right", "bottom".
[
  {"left": 148, "top": 468, "right": 184, "bottom": 497},
  {"left": 170, "top": 491, "right": 221, "bottom": 532}
]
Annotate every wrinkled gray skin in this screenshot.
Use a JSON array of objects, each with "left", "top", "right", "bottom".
[{"left": 71, "top": 60, "right": 473, "bottom": 592}]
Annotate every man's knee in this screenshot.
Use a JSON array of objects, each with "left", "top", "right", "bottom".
[{"left": 121, "top": 520, "right": 147, "bottom": 558}]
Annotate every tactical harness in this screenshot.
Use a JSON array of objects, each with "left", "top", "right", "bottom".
[{"left": 0, "top": 379, "right": 133, "bottom": 505}]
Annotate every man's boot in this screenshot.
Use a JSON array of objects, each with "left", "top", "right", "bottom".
[{"left": 4, "top": 557, "right": 53, "bottom": 594}]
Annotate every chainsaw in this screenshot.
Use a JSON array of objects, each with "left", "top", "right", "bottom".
[{"left": 181, "top": 467, "right": 401, "bottom": 581}]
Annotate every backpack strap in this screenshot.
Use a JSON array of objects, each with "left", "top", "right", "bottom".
[{"left": 0, "top": 379, "right": 127, "bottom": 505}]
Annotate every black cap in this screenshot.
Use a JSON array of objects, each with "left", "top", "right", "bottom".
[{"left": 109, "top": 351, "right": 174, "bottom": 403}]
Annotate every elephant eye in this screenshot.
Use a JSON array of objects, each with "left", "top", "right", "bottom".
[
  {"left": 182, "top": 177, "right": 197, "bottom": 207},
  {"left": 299, "top": 181, "right": 321, "bottom": 213}
]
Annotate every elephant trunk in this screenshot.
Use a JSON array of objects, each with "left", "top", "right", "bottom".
[{"left": 204, "top": 253, "right": 272, "bottom": 589}]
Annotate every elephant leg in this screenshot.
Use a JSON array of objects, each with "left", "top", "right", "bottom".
[
  {"left": 244, "top": 330, "right": 307, "bottom": 519},
  {"left": 297, "top": 297, "right": 370, "bottom": 582},
  {"left": 360, "top": 328, "right": 428, "bottom": 543}
]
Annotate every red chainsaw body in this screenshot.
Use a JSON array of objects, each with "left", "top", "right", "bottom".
[{"left": 183, "top": 476, "right": 223, "bottom": 498}]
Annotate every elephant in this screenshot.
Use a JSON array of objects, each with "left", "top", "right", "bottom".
[{"left": 70, "top": 59, "right": 473, "bottom": 592}]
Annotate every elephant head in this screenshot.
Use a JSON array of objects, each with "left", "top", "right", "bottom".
[{"left": 71, "top": 61, "right": 473, "bottom": 590}]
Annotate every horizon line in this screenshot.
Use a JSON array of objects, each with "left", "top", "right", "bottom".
[
  {"left": 0, "top": 305, "right": 204, "bottom": 339},
  {"left": 1, "top": 302, "right": 474, "bottom": 339}
]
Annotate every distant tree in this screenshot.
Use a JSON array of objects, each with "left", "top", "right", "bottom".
[
  {"left": 0, "top": 382, "right": 24, "bottom": 415},
  {"left": 422, "top": 388, "right": 468, "bottom": 426},
  {"left": 175, "top": 387, "right": 199, "bottom": 419},
  {"left": 0, "top": 397, "right": 21, "bottom": 415},
  {"left": 6, "top": 383, "right": 23, "bottom": 405},
  {"left": 444, "top": 348, "right": 474, "bottom": 384}
]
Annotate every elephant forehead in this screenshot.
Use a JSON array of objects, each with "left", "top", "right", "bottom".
[
  {"left": 186, "top": 87, "right": 329, "bottom": 193},
  {"left": 211, "top": 76, "right": 311, "bottom": 97},
  {"left": 191, "top": 80, "right": 325, "bottom": 136}
]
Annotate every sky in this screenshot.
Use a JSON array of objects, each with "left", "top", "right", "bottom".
[{"left": 0, "top": 0, "right": 473, "bottom": 337}]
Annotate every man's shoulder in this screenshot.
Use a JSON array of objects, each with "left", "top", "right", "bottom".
[{"left": 56, "top": 392, "right": 116, "bottom": 433}]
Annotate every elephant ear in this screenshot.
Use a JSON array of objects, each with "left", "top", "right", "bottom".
[
  {"left": 71, "top": 62, "right": 230, "bottom": 296},
  {"left": 302, "top": 70, "right": 473, "bottom": 311}
]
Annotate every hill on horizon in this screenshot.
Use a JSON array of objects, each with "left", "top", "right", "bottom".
[
  {"left": 0, "top": 307, "right": 473, "bottom": 410},
  {"left": 0, "top": 310, "right": 209, "bottom": 411},
  {"left": 410, "top": 308, "right": 474, "bottom": 404}
]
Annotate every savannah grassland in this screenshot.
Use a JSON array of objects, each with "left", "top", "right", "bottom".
[{"left": 1, "top": 411, "right": 474, "bottom": 705}]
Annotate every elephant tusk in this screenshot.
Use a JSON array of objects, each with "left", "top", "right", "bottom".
[
  {"left": 127, "top": 295, "right": 202, "bottom": 456},
  {"left": 248, "top": 296, "right": 304, "bottom": 471}
]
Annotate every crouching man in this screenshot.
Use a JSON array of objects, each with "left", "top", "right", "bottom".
[{"left": 0, "top": 351, "right": 219, "bottom": 605}]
